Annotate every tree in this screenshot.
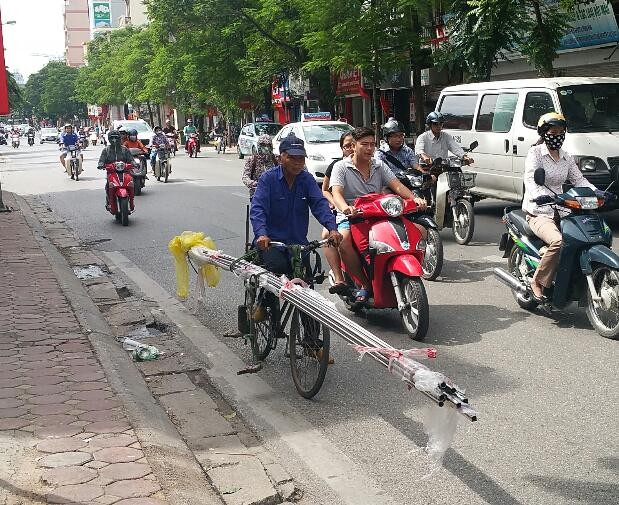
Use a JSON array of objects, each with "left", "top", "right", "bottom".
[
  {"left": 6, "top": 69, "right": 23, "bottom": 111},
  {"left": 25, "top": 61, "right": 86, "bottom": 123}
]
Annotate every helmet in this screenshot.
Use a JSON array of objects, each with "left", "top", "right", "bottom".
[
  {"left": 64, "top": 123, "right": 72, "bottom": 129},
  {"left": 165, "top": 118, "right": 171, "bottom": 123},
  {"left": 257, "top": 134, "right": 272, "bottom": 146},
  {"left": 537, "top": 112, "right": 566, "bottom": 136},
  {"left": 154, "top": 125, "right": 162, "bottom": 132},
  {"left": 425, "top": 111, "right": 445, "bottom": 125},
  {"left": 187, "top": 118, "right": 193, "bottom": 123},
  {"left": 108, "top": 130, "right": 121, "bottom": 142},
  {"left": 382, "top": 118, "right": 405, "bottom": 138},
  {"left": 127, "top": 128, "right": 138, "bottom": 136}
]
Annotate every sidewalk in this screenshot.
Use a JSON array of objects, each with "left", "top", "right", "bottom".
[{"left": 0, "top": 191, "right": 167, "bottom": 505}]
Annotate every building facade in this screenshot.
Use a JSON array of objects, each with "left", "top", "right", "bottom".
[{"left": 64, "top": 0, "right": 90, "bottom": 67}]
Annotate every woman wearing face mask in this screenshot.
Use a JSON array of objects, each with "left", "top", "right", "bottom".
[
  {"left": 241, "top": 134, "right": 277, "bottom": 198},
  {"left": 522, "top": 112, "right": 598, "bottom": 300}
]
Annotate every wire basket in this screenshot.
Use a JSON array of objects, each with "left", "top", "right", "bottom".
[{"left": 447, "top": 171, "right": 476, "bottom": 190}]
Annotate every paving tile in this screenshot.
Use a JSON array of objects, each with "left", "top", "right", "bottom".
[
  {"left": 37, "top": 437, "right": 87, "bottom": 453},
  {"left": 0, "top": 388, "right": 23, "bottom": 399},
  {"left": 70, "top": 381, "right": 108, "bottom": 391},
  {"left": 0, "top": 418, "right": 30, "bottom": 430},
  {"left": 47, "top": 483, "right": 104, "bottom": 503},
  {"left": 19, "top": 345, "right": 56, "bottom": 355},
  {"left": 87, "top": 421, "right": 131, "bottom": 434},
  {"left": 100, "top": 462, "right": 151, "bottom": 481},
  {"left": 94, "top": 447, "right": 144, "bottom": 463},
  {"left": 0, "top": 407, "right": 28, "bottom": 418},
  {"left": 0, "top": 370, "right": 21, "bottom": 380},
  {"left": 79, "top": 409, "right": 124, "bottom": 422},
  {"left": 35, "top": 425, "right": 84, "bottom": 438},
  {"left": 33, "top": 414, "right": 77, "bottom": 427},
  {"left": 88, "top": 433, "right": 137, "bottom": 449},
  {"left": 23, "top": 375, "right": 65, "bottom": 386},
  {"left": 42, "top": 465, "right": 98, "bottom": 486},
  {"left": 20, "top": 383, "right": 66, "bottom": 395},
  {"left": 105, "top": 479, "right": 161, "bottom": 499},
  {"left": 58, "top": 343, "right": 92, "bottom": 353},
  {"left": 0, "top": 361, "right": 21, "bottom": 372},
  {"left": 28, "top": 393, "right": 71, "bottom": 405},
  {"left": 113, "top": 498, "right": 167, "bottom": 505},
  {"left": 30, "top": 403, "right": 73, "bottom": 415},
  {"left": 39, "top": 451, "right": 93, "bottom": 468},
  {"left": 85, "top": 460, "right": 110, "bottom": 469},
  {"left": 72, "top": 389, "right": 114, "bottom": 401},
  {"left": 75, "top": 399, "right": 120, "bottom": 412},
  {"left": 0, "top": 398, "right": 25, "bottom": 409}
]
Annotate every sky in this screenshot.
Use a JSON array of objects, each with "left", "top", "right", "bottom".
[{"left": 0, "top": 0, "right": 65, "bottom": 81}]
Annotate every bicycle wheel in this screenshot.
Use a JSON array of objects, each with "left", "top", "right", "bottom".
[
  {"left": 289, "top": 308, "right": 330, "bottom": 399},
  {"left": 246, "top": 287, "right": 278, "bottom": 361}
]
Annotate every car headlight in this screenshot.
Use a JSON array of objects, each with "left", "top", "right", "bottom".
[
  {"left": 574, "top": 156, "right": 606, "bottom": 172},
  {"left": 380, "top": 196, "right": 404, "bottom": 217},
  {"left": 307, "top": 154, "right": 325, "bottom": 162}
]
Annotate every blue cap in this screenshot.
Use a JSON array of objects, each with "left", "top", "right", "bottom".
[{"left": 279, "top": 135, "right": 306, "bottom": 156}]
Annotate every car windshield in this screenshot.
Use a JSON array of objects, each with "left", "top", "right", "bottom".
[
  {"left": 254, "top": 123, "right": 281, "bottom": 136},
  {"left": 302, "top": 124, "right": 353, "bottom": 143},
  {"left": 120, "top": 122, "right": 152, "bottom": 133},
  {"left": 42, "top": 129, "right": 57, "bottom": 134},
  {"left": 557, "top": 84, "right": 619, "bottom": 133}
]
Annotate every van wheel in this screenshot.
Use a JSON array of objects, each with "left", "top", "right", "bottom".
[{"left": 238, "top": 145, "right": 244, "bottom": 159}]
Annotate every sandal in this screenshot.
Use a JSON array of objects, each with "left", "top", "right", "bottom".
[
  {"left": 328, "top": 282, "right": 348, "bottom": 295},
  {"left": 355, "top": 288, "right": 370, "bottom": 304}
]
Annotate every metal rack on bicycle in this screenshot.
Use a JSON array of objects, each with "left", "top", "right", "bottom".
[{"left": 446, "top": 171, "right": 476, "bottom": 190}]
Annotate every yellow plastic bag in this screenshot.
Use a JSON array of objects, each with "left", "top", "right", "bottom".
[{"left": 168, "top": 231, "right": 220, "bottom": 299}]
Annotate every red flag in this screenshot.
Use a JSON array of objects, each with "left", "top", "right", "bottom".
[{"left": 0, "top": 11, "right": 10, "bottom": 115}]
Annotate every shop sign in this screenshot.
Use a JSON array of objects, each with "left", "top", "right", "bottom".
[
  {"left": 336, "top": 69, "right": 363, "bottom": 96},
  {"left": 557, "top": 0, "right": 619, "bottom": 50},
  {"left": 302, "top": 112, "right": 331, "bottom": 122},
  {"left": 91, "top": 1, "right": 112, "bottom": 29}
]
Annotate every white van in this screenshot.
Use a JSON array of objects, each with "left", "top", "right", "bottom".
[{"left": 436, "top": 78, "right": 619, "bottom": 201}]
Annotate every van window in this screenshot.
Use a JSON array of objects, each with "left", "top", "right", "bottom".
[
  {"left": 523, "top": 92, "right": 555, "bottom": 129},
  {"left": 557, "top": 84, "right": 619, "bottom": 133},
  {"left": 438, "top": 94, "right": 478, "bottom": 130},
  {"left": 476, "top": 93, "right": 518, "bottom": 132}
]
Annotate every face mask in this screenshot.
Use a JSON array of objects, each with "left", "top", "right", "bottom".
[
  {"left": 543, "top": 132, "right": 565, "bottom": 150},
  {"left": 129, "top": 135, "right": 137, "bottom": 141}
]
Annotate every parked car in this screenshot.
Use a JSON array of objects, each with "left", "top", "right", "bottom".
[
  {"left": 272, "top": 119, "right": 354, "bottom": 182},
  {"left": 111, "top": 119, "right": 153, "bottom": 146},
  {"left": 237, "top": 122, "right": 283, "bottom": 159},
  {"left": 40, "top": 127, "right": 60, "bottom": 144},
  {"left": 436, "top": 77, "right": 619, "bottom": 202}
]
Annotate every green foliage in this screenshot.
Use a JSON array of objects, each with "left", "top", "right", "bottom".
[
  {"left": 6, "top": 69, "right": 23, "bottom": 111},
  {"left": 24, "top": 61, "right": 86, "bottom": 122}
]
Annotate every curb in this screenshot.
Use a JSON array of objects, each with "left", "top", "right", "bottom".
[{"left": 16, "top": 193, "right": 224, "bottom": 505}]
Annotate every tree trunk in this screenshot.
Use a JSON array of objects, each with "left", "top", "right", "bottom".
[
  {"left": 372, "top": 51, "right": 382, "bottom": 138},
  {"left": 146, "top": 101, "right": 154, "bottom": 126},
  {"left": 531, "top": 0, "right": 555, "bottom": 77},
  {"left": 156, "top": 104, "right": 162, "bottom": 126},
  {"left": 409, "top": 10, "right": 425, "bottom": 135}
]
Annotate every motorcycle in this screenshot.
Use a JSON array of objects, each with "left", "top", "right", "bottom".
[
  {"left": 166, "top": 133, "right": 178, "bottom": 156},
  {"left": 90, "top": 131, "right": 98, "bottom": 146},
  {"left": 100, "top": 161, "right": 134, "bottom": 227},
  {"left": 27, "top": 132, "right": 35, "bottom": 146},
  {"left": 152, "top": 145, "right": 171, "bottom": 183},
  {"left": 0, "top": 135, "right": 6, "bottom": 146},
  {"left": 128, "top": 147, "right": 148, "bottom": 195},
  {"left": 64, "top": 145, "right": 83, "bottom": 180},
  {"left": 187, "top": 133, "right": 199, "bottom": 158},
  {"left": 11, "top": 134, "right": 20, "bottom": 148},
  {"left": 215, "top": 133, "right": 226, "bottom": 154},
  {"left": 78, "top": 133, "right": 87, "bottom": 150},
  {"left": 433, "top": 141, "right": 478, "bottom": 245},
  {"left": 494, "top": 167, "right": 619, "bottom": 339},
  {"left": 397, "top": 170, "right": 443, "bottom": 280},
  {"left": 328, "top": 193, "right": 430, "bottom": 341}
]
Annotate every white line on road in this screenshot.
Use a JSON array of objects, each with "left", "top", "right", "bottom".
[{"left": 103, "top": 250, "right": 396, "bottom": 505}]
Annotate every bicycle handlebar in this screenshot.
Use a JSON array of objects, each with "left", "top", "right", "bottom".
[{"left": 269, "top": 238, "right": 332, "bottom": 252}]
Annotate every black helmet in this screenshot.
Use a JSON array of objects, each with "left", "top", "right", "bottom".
[
  {"left": 425, "top": 111, "right": 445, "bottom": 125},
  {"left": 154, "top": 125, "right": 162, "bottom": 132},
  {"left": 127, "top": 128, "right": 138, "bottom": 136},
  {"left": 382, "top": 118, "right": 405, "bottom": 138},
  {"left": 108, "top": 130, "right": 121, "bottom": 142},
  {"left": 537, "top": 112, "right": 566, "bottom": 136}
]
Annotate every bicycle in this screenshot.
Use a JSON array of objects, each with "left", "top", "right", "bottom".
[
  {"left": 238, "top": 239, "right": 332, "bottom": 399},
  {"left": 216, "top": 133, "right": 227, "bottom": 154}
]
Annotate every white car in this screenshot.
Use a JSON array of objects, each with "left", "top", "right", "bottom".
[
  {"left": 272, "top": 120, "right": 354, "bottom": 182},
  {"left": 112, "top": 119, "right": 153, "bottom": 146},
  {"left": 237, "top": 122, "right": 283, "bottom": 159},
  {"left": 40, "top": 127, "right": 60, "bottom": 144}
]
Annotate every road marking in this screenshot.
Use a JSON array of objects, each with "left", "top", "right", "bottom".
[{"left": 103, "top": 250, "right": 396, "bottom": 505}]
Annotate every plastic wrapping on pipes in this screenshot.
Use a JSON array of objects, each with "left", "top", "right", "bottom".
[{"left": 168, "top": 232, "right": 220, "bottom": 299}]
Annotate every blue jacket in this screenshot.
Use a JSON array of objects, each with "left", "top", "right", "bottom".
[
  {"left": 60, "top": 132, "right": 79, "bottom": 147},
  {"left": 251, "top": 166, "right": 336, "bottom": 245}
]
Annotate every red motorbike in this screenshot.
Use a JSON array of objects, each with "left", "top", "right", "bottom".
[
  {"left": 187, "top": 133, "right": 198, "bottom": 158},
  {"left": 329, "top": 193, "right": 429, "bottom": 341},
  {"left": 102, "top": 161, "right": 135, "bottom": 226}
]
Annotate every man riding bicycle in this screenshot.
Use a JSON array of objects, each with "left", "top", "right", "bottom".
[{"left": 251, "top": 134, "right": 342, "bottom": 275}]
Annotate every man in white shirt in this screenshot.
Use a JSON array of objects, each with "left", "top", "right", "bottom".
[{"left": 415, "top": 112, "right": 474, "bottom": 165}]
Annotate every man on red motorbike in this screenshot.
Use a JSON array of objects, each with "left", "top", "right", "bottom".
[
  {"left": 330, "top": 126, "right": 427, "bottom": 304},
  {"left": 97, "top": 130, "right": 134, "bottom": 209}
]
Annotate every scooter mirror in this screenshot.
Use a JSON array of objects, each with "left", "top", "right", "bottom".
[
  {"left": 315, "top": 172, "right": 325, "bottom": 178},
  {"left": 433, "top": 157, "right": 443, "bottom": 166},
  {"left": 469, "top": 140, "right": 479, "bottom": 151},
  {"left": 534, "top": 168, "right": 546, "bottom": 186}
]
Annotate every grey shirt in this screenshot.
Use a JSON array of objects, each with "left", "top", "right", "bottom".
[
  {"left": 330, "top": 157, "right": 396, "bottom": 220},
  {"left": 415, "top": 130, "right": 465, "bottom": 160}
]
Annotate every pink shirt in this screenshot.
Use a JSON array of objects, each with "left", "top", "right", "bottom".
[{"left": 522, "top": 143, "right": 596, "bottom": 218}]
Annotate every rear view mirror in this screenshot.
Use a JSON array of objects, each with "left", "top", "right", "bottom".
[
  {"left": 534, "top": 168, "right": 546, "bottom": 186},
  {"left": 315, "top": 172, "right": 325, "bottom": 178},
  {"left": 469, "top": 141, "right": 479, "bottom": 151}
]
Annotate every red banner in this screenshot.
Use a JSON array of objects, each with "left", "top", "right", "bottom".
[
  {"left": 0, "top": 12, "right": 10, "bottom": 115},
  {"left": 336, "top": 69, "right": 362, "bottom": 96}
]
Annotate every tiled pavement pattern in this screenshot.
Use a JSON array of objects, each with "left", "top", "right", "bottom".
[{"left": 0, "top": 193, "right": 168, "bottom": 505}]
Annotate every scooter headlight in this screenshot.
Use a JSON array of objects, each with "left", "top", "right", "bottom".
[
  {"left": 380, "top": 196, "right": 404, "bottom": 217},
  {"left": 576, "top": 196, "right": 599, "bottom": 209}
]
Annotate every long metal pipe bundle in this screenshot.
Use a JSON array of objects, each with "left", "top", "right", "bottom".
[{"left": 188, "top": 246, "right": 478, "bottom": 422}]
